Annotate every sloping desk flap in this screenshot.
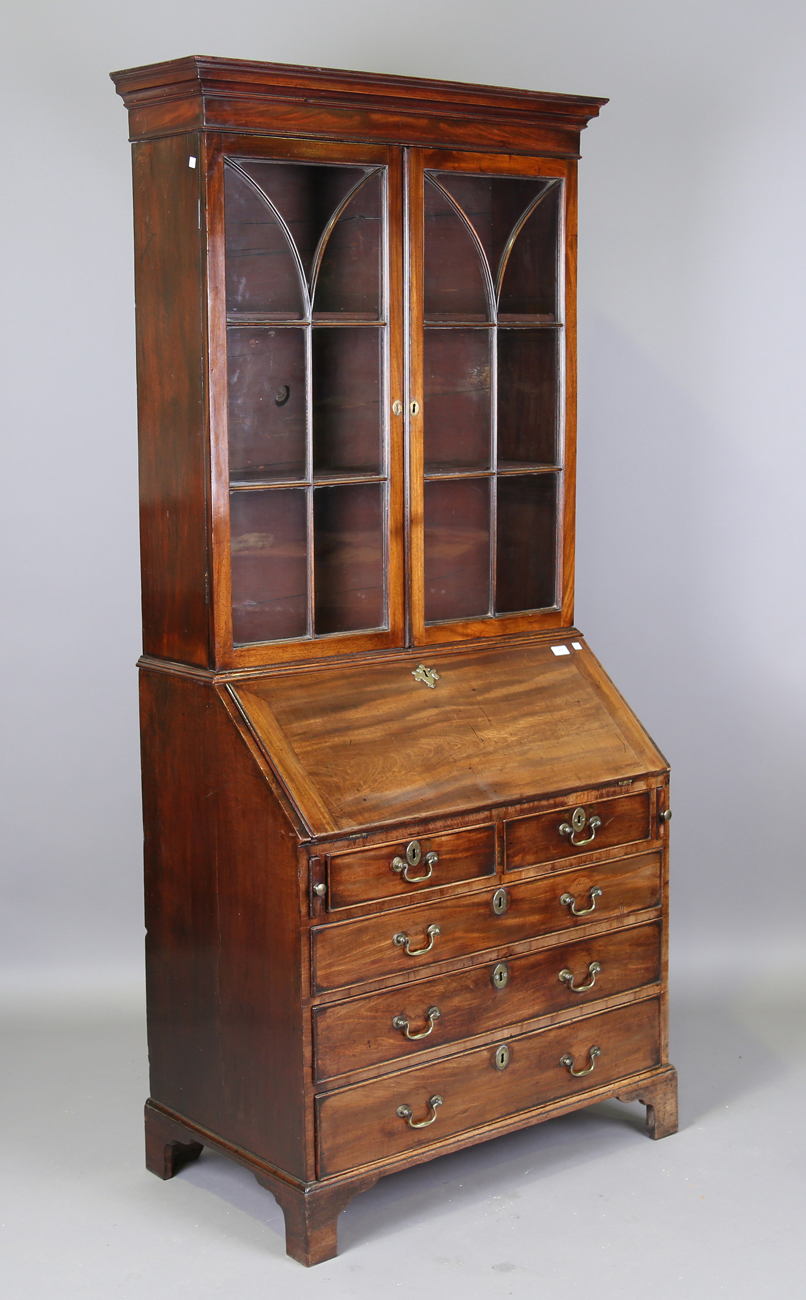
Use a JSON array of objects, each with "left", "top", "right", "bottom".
[{"left": 230, "top": 640, "right": 667, "bottom": 837}]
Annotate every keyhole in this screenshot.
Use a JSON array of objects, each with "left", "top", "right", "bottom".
[
  {"left": 493, "top": 1044, "right": 510, "bottom": 1070},
  {"left": 492, "top": 888, "right": 508, "bottom": 916},
  {"left": 274, "top": 385, "right": 290, "bottom": 406},
  {"left": 491, "top": 961, "right": 509, "bottom": 989}
]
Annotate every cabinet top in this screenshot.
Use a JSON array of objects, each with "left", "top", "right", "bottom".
[{"left": 110, "top": 55, "right": 607, "bottom": 154}]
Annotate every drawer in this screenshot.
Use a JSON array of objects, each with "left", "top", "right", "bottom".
[
  {"left": 314, "top": 921, "right": 661, "bottom": 1080},
  {"left": 324, "top": 824, "right": 495, "bottom": 910},
  {"left": 311, "top": 850, "right": 661, "bottom": 993},
  {"left": 505, "top": 791, "right": 652, "bottom": 871},
  {"left": 317, "top": 997, "right": 661, "bottom": 1176}
]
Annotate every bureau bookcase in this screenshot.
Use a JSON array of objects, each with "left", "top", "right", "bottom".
[{"left": 112, "top": 56, "right": 678, "bottom": 1266}]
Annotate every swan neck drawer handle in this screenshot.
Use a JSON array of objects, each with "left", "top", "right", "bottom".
[
  {"left": 560, "top": 886, "right": 602, "bottom": 916},
  {"left": 397, "top": 1096, "right": 443, "bottom": 1128},
  {"left": 559, "top": 961, "right": 601, "bottom": 993},
  {"left": 392, "top": 840, "right": 439, "bottom": 883},
  {"left": 392, "top": 1006, "right": 442, "bottom": 1040},
  {"left": 393, "top": 924, "right": 440, "bottom": 956},
  {"left": 558, "top": 807, "right": 602, "bottom": 847},
  {"left": 560, "top": 1046, "right": 601, "bottom": 1077}
]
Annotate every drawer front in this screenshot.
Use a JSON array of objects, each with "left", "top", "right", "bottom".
[
  {"left": 314, "top": 921, "right": 661, "bottom": 1080},
  {"left": 311, "top": 850, "right": 661, "bottom": 993},
  {"left": 326, "top": 824, "right": 495, "bottom": 910},
  {"left": 505, "top": 791, "right": 652, "bottom": 871},
  {"left": 317, "top": 997, "right": 661, "bottom": 1176}
]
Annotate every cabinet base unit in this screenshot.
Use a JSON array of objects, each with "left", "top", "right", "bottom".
[{"left": 113, "top": 56, "right": 676, "bottom": 1265}]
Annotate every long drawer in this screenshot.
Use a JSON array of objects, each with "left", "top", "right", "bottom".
[
  {"left": 317, "top": 997, "right": 661, "bottom": 1176},
  {"left": 311, "top": 850, "right": 661, "bottom": 993},
  {"left": 505, "top": 791, "right": 652, "bottom": 871},
  {"left": 313, "top": 921, "right": 660, "bottom": 1081}
]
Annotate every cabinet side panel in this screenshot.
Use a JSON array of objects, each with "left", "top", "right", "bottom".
[
  {"left": 133, "top": 135, "right": 210, "bottom": 666},
  {"left": 140, "top": 670, "right": 306, "bottom": 1176}
]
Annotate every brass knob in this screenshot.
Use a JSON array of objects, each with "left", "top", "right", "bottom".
[
  {"left": 660, "top": 809, "right": 672, "bottom": 823},
  {"left": 312, "top": 882, "right": 327, "bottom": 898}
]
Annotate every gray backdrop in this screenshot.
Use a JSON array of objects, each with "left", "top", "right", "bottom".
[{"left": 2, "top": 0, "right": 804, "bottom": 1003}]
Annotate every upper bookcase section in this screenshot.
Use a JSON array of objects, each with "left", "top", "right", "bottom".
[{"left": 110, "top": 56, "right": 607, "bottom": 156}]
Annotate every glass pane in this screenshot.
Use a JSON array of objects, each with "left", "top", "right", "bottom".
[
  {"left": 312, "top": 328, "right": 382, "bottom": 476},
  {"left": 230, "top": 489, "right": 308, "bottom": 642},
  {"left": 437, "top": 173, "right": 549, "bottom": 293},
  {"left": 424, "top": 478, "right": 490, "bottom": 622},
  {"left": 227, "top": 327, "right": 306, "bottom": 482},
  {"left": 314, "top": 172, "right": 383, "bottom": 318},
  {"left": 234, "top": 160, "right": 363, "bottom": 288},
  {"left": 225, "top": 165, "right": 305, "bottom": 318},
  {"left": 423, "top": 329, "right": 491, "bottom": 471},
  {"left": 495, "top": 474, "right": 558, "bottom": 613},
  {"left": 497, "top": 330, "right": 559, "bottom": 468},
  {"left": 423, "top": 178, "right": 490, "bottom": 321},
  {"left": 314, "top": 483, "right": 385, "bottom": 634},
  {"left": 499, "top": 182, "right": 560, "bottom": 319}
]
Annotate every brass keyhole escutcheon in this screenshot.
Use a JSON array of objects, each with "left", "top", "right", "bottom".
[
  {"left": 410, "top": 399, "right": 420, "bottom": 416},
  {"left": 392, "top": 399, "right": 403, "bottom": 417},
  {"left": 493, "top": 1043, "right": 510, "bottom": 1071},
  {"left": 491, "top": 961, "right": 509, "bottom": 989},
  {"left": 492, "top": 888, "right": 508, "bottom": 916},
  {"left": 412, "top": 663, "right": 440, "bottom": 689}
]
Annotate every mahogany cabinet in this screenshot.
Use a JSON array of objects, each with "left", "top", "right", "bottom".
[{"left": 112, "top": 56, "right": 677, "bottom": 1266}]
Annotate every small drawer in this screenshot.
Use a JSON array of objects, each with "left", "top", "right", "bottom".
[
  {"left": 505, "top": 791, "right": 652, "bottom": 871},
  {"left": 313, "top": 921, "right": 661, "bottom": 1080},
  {"left": 324, "top": 824, "right": 495, "bottom": 910},
  {"left": 317, "top": 997, "right": 661, "bottom": 1176},
  {"left": 311, "top": 850, "right": 661, "bottom": 993}
]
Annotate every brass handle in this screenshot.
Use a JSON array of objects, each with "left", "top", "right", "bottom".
[
  {"left": 393, "top": 924, "right": 440, "bottom": 956},
  {"left": 392, "top": 399, "right": 403, "bottom": 417},
  {"left": 559, "top": 961, "right": 601, "bottom": 993},
  {"left": 560, "top": 886, "right": 602, "bottom": 916},
  {"left": 560, "top": 1046, "right": 601, "bottom": 1077},
  {"left": 397, "top": 1095, "right": 442, "bottom": 1128},
  {"left": 558, "top": 807, "right": 602, "bottom": 847},
  {"left": 392, "top": 841, "right": 439, "bottom": 883},
  {"left": 392, "top": 1006, "right": 441, "bottom": 1040}
]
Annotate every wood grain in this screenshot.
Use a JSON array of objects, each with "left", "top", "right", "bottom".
[
  {"left": 233, "top": 640, "right": 667, "bottom": 834},
  {"left": 314, "top": 921, "right": 660, "bottom": 1079},
  {"left": 325, "top": 824, "right": 495, "bottom": 910},
  {"left": 316, "top": 997, "right": 660, "bottom": 1176},
  {"left": 132, "top": 133, "right": 210, "bottom": 667},
  {"left": 111, "top": 57, "right": 607, "bottom": 158},
  {"left": 505, "top": 790, "right": 651, "bottom": 870},
  {"left": 140, "top": 669, "right": 308, "bottom": 1176},
  {"left": 311, "top": 851, "right": 662, "bottom": 992}
]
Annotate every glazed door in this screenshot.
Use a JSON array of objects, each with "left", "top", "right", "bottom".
[
  {"left": 407, "top": 149, "right": 576, "bottom": 644},
  {"left": 206, "top": 136, "right": 405, "bottom": 667}
]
